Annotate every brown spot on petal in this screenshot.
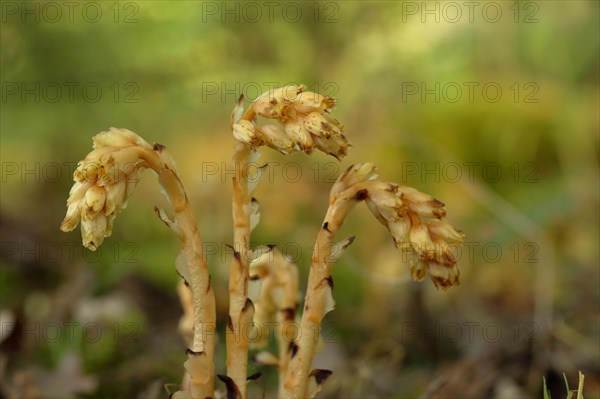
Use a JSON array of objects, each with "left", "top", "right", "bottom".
[
  {"left": 355, "top": 189, "right": 368, "bottom": 201},
  {"left": 321, "top": 122, "right": 332, "bottom": 137},
  {"left": 153, "top": 143, "right": 165, "bottom": 152},
  {"left": 325, "top": 275, "right": 334, "bottom": 290},
  {"left": 281, "top": 307, "right": 296, "bottom": 321},
  {"left": 433, "top": 208, "right": 447, "bottom": 219},
  {"left": 227, "top": 315, "right": 234, "bottom": 332},
  {"left": 323, "top": 222, "right": 330, "bottom": 232},
  {"left": 431, "top": 271, "right": 460, "bottom": 290},
  {"left": 441, "top": 250, "right": 456, "bottom": 266}
]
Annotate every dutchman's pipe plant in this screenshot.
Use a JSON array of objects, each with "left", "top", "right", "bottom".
[{"left": 61, "top": 84, "right": 464, "bottom": 398}]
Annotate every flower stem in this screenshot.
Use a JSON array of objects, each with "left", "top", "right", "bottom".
[
  {"left": 282, "top": 188, "right": 361, "bottom": 398},
  {"left": 226, "top": 141, "right": 254, "bottom": 398},
  {"left": 142, "top": 147, "right": 216, "bottom": 398}
]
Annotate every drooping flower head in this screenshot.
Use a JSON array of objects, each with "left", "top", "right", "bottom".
[
  {"left": 331, "top": 163, "right": 465, "bottom": 289},
  {"left": 61, "top": 128, "right": 153, "bottom": 250},
  {"left": 232, "top": 85, "right": 351, "bottom": 159}
]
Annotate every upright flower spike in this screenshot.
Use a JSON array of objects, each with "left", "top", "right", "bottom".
[
  {"left": 61, "top": 128, "right": 216, "bottom": 399},
  {"left": 282, "top": 163, "right": 465, "bottom": 398},
  {"left": 227, "top": 86, "right": 349, "bottom": 399}
]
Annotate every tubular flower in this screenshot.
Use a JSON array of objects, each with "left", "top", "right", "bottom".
[
  {"left": 60, "top": 127, "right": 152, "bottom": 250},
  {"left": 333, "top": 163, "right": 465, "bottom": 289},
  {"left": 232, "top": 85, "right": 350, "bottom": 159}
]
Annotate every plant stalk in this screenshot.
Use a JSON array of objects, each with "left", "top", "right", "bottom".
[
  {"left": 142, "top": 147, "right": 216, "bottom": 398},
  {"left": 282, "top": 188, "right": 361, "bottom": 398},
  {"left": 227, "top": 103, "right": 257, "bottom": 397}
]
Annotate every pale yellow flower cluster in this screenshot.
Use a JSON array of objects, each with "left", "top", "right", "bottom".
[
  {"left": 333, "top": 163, "right": 465, "bottom": 289},
  {"left": 60, "top": 128, "right": 152, "bottom": 250},
  {"left": 232, "top": 85, "right": 350, "bottom": 159}
]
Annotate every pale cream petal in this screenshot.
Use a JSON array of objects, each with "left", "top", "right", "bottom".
[
  {"left": 313, "top": 134, "right": 350, "bottom": 160},
  {"left": 67, "top": 180, "right": 92, "bottom": 205},
  {"left": 293, "top": 91, "right": 336, "bottom": 114},
  {"left": 330, "top": 163, "right": 377, "bottom": 200},
  {"left": 233, "top": 120, "right": 259, "bottom": 146},
  {"left": 93, "top": 127, "right": 152, "bottom": 150},
  {"left": 427, "top": 262, "right": 460, "bottom": 289},
  {"left": 81, "top": 212, "right": 107, "bottom": 251},
  {"left": 259, "top": 125, "right": 295, "bottom": 154},
  {"left": 388, "top": 217, "right": 411, "bottom": 248},
  {"left": 83, "top": 185, "right": 107, "bottom": 217},
  {"left": 60, "top": 201, "right": 82, "bottom": 232},
  {"left": 285, "top": 116, "right": 314, "bottom": 153},
  {"left": 427, "top": 219, "right": 465, "bottom": 243},
  {"left": 304, "top": 112, "right": 341, "bottom": 138},
  {"left": 409, "top": 222, "right": 436, "bottom": 261}
]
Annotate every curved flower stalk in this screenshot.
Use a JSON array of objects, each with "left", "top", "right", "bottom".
[
  {"left": 248, "top": 246, "right": 299, "bottom": 396},
  {"left": 227, "top": 86, "right": 349, "bottom": 398},
  {"left": 281, "top": 163, "right": 465, "bottom": 398},
  {"left": 60, "top": 128, "right": 216, "bottom": 399}
]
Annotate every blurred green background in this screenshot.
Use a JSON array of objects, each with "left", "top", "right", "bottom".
[{"left": 1, "top": 1, "right": 599, "bottom": 398}]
